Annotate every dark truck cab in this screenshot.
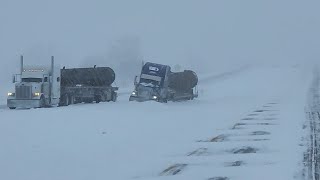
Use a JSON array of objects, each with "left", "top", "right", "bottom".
[
  {"left": 129, "top": 62, "right": 170, "bottom": 102},
  {"left": 129, "top": 62, "right": 198, "bottom": 102}
]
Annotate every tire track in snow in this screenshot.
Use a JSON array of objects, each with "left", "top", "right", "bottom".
[
  {"left": 159, "top": 164, "right": 188, "bottom": 176},
  {"left": 159, "top": 102, "right": 279, "bottom": 179},
  {"left": 304, "top": 69, "right": 320, "bottom": 180}
]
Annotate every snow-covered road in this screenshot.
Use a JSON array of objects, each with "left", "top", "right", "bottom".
[
  {"left": 304, "top": 68, "right": 320, "bottom": 180},
  {"left": 0, "top": 65, "right": 311, "bottom": 180}
]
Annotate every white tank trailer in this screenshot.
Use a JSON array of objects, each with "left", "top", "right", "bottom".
[{"left": 7, "top": 56, "right": 118, "bottom": 109}]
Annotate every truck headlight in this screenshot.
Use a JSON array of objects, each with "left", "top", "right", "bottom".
[
  {"left": 152, "top": 96, "right": 158, "bottom": 100},
  {"left": 131, "top": 91, "right": 136, "bottom": 96},
  {"left": 7, "top": 92, "right": 14, "bottom": 96},
  {"left": 34, "top": 92, "right": 41, "bottom": 96}
]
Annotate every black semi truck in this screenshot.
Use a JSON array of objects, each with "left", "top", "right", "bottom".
[{"left": 129, "top": 62, "right": 198, "bottom": 102}]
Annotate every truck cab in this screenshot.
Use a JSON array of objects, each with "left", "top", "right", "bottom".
[
  {"left": 129, "top": 62, "right": 171, "bottom": 102},
  {"left": 7, "top": 56, "right": 60, "bottom": 109},
  {"left": 130, "top": 61, "right": 199, "bottom": 103}
]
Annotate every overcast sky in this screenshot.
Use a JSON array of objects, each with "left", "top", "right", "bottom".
[{"left": 0, "top": 0, "right": 319, "bottom": 84}]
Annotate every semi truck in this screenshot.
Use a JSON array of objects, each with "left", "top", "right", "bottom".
[
  {"left": 129, "top": 62, "right": 198, "bottom": 102},
  {"left": 7, "top": 56, "right": 118, "bottom": 109}
]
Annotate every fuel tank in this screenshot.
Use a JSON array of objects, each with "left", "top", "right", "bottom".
[
  {"left": 61, "top": 67, "right": 115, "bottom": 86},
  {"left": 168, "top": 70, "right": 198, "bottom": 92}
]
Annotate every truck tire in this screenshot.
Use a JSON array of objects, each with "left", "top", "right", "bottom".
[
  {"left": 84, "top": 98, "right": 93, "bottom": 103},
  {"left": 129, "top": 96, "right": 134, "bottom": 101},
  {"left": 94, "top": 95, "right": 101, "bottom": 103},
  {"left": 65, "top": 95, "right": 69, "bottom": 106},
  {"left": 60, "top": 95, "right": 69, "bottom": 106},
  {"left": 40, "top": 96, "right": 46, "bottom": 108},
  {"left": 112, "top": 92, "right": 117, "bottom": 102},
  {"left": 159, "top": 98, "right": 167, "bottom": 103},
  {"left": 68, "top": 95, "right": 74, "bottom": 105},
  {"left": 190, "top": 89, "right": 194, "bottom": 100}
]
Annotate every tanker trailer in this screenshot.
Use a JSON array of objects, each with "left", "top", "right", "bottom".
[
  {"left": 167, "top": 70, "right": 198, "bottom": 101},
  {"left": 59, "top": 66, "right": 118, "bottom": 106}
]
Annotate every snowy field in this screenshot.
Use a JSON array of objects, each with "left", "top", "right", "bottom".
[{"left": 0, "top": 65, "right": 312, "bottom": 180}]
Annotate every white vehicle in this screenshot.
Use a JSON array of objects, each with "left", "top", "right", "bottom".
[
  {"left": 7, "top": 56, "right": 60, "bottom": 109},
  {"left": 7, "top": 56, "right": 118, "bottom": 109}
]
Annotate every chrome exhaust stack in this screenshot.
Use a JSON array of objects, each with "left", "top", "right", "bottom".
[
  {"left": 51, "top": 56, "right": 54, "bottom": 76},
  {"left": 20, "top": 55, "right": 24, "bottom": 74}
]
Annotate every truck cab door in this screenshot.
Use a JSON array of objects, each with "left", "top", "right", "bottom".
[{"left": 51, "top": 71, "right": 61, "bottom": 105}]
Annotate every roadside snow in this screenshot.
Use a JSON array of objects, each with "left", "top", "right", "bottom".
[{"left": 0, "top": 65, "right": 311, "bottom": 180}]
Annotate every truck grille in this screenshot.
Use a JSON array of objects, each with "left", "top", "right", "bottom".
[{"left": 16, "top": 85, "right": 32, "bottom": 99}]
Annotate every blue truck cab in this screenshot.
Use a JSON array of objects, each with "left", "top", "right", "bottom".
[{"left": 129, "top": 62, "right": 171, "bottom": 102}]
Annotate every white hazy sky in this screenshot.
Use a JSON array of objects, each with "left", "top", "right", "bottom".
[{"left": 0, "top": 0, "right": 319, "bottom": 83}]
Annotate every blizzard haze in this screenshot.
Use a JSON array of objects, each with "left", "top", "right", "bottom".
[{"left": 1, "top": 0, "right": 319, "bottom": 85}]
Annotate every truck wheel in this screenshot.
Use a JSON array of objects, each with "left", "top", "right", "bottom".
[
  {"left": 112, "top": 92, "right": 117, "bottom": 102},
  {"left": 63, "top": 95, "right": 69, "bottom": 106},
  {"left": 159, "top": 98, "right": 167, "bottom": 103},
  {"left": 40, "top": 96, "right": 46, "bottom": 108},
  {"left": 69, "top": 95, "right": 74, "bottom": 105},
  {"left": 74, "top": 97, "right": 81, "bottom": 104},
  {"left": 65, "top": 95, "right": 69, "bottom": 106},
  {"left": 95, "top": 95, "right": 101, "bottom": 103},
  {"left": 84, "top": 98, "right": 93, "bottom": 103}
]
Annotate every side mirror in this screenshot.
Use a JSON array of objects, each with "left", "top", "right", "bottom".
[
  {"left": 134, "top": 76, "right": 138, "bottom": 86},
  {"left": 12, "top": 75, "right": 16, "bottom": 83}
]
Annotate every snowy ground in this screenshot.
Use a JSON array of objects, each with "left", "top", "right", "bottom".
[{"left": 0, "top": 65, "right": 312, "bottom": 180}]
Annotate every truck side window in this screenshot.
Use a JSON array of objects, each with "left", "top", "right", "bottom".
[
  {"left": 44, "top": 77, "right": 48, "bottom": 82},
  {"left": 57, "top": 77, "right": 60, "bottom": 82}
]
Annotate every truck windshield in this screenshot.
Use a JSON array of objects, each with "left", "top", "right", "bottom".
[
  {"left": 22, "top": 78, "right": 42, "bottom": 83},
  {"left": 140, "top": 78, "right": 160, "bottom": 87}
]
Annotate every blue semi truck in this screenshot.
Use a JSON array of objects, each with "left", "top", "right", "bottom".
[{"left": 129, "top": 62, "right": 198, "bottom": 102}]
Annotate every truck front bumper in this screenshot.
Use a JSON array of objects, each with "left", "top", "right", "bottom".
[
  {"left": 7, "top": 99, "right": 41, "bottom": 109},
  {"left": 129, "top": 95, "right": 158, "bottom": 102}
]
